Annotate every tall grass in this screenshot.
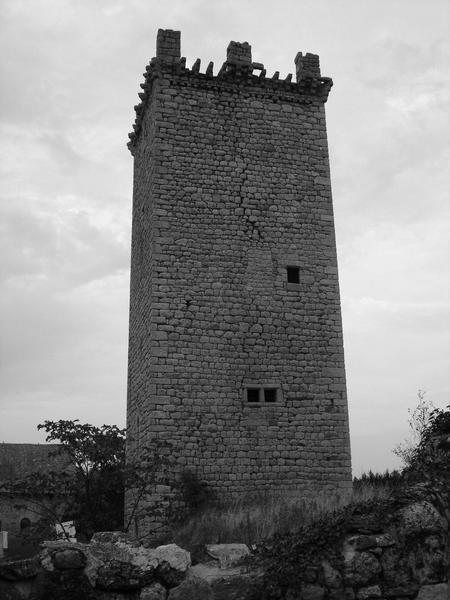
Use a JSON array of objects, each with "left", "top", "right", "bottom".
[{"left": 170, "top": 471, "right": 402, "bottom": 552}]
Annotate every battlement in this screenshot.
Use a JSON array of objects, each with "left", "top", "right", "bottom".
[
  {"left": 156, "top": 29, "right": 180, "bottom": 64},
  {"left": 227, "top": 41, "right": 252, "bottom": 66},
  {"left": 128, "top": 30, "right": 332, "bottom": 154}
]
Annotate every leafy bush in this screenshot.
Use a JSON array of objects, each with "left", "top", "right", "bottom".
[
  {"left": 406, "top": 403, "right": 450, "bottom": 506},
  {"left": 393, "top": 390, "right": 435, "bottom": 467}
]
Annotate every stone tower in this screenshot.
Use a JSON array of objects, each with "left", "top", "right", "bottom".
[{"left": 126, "top": 29, "right": 352, "bottom": 536}]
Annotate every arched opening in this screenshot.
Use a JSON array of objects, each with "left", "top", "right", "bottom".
[{"left": 20, "top": 517, "right": 31, "bottom": 532}]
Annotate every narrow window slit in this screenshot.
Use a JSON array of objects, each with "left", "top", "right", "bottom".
[{"left": 287, "top": 266, "right": 300, "bottom": 283}]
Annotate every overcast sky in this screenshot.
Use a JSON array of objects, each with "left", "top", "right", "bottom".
[{"left": 0, "top": 0, "right": 449, "bottom": 476}]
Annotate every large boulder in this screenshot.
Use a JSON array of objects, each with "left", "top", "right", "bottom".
[
  {"left": 343, "top": 549, "right": 381, "bottom": 586},
  {"left": 398, "top": 501, "right": 447, "bottom": 536},
  {"left": 85, "top": 533, "right": 158, "bottom": 590},
  {"left": 40, "top": 541, "right": 89, "bottom": 572},
  {"left": 152, "top": 544, "right": 191, "bottom": 588},
  {"left": 140, "top": 581, "right": 167, "bottom": 599},
  {"left": 206, "top": 544, "right": 250, "bottom": 568},
  {"left": 53, "top": 547, "right": 87, "bottom": 570}
]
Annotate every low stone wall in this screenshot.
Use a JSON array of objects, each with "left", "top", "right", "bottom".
[
  {"left": 0, "top": 490, "right": 448, "bottom": 599},
  {"left": 257, "top": 486, "right": 450, "bottom": 600}
]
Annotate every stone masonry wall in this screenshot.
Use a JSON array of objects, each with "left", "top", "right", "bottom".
[{"left": 126, "top": 30, "right": 352, "bottom": 535}]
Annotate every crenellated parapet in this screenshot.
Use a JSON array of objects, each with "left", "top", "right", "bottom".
[{"left": 127, "top": 30, "right": 333, "bottom": 154}]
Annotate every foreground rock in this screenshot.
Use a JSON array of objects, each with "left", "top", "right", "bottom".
[{"left": 206, "top": 543, "right": 250, "bottom": 568}]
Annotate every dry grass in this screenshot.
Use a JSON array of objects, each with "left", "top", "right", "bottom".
[{"left": 170, "top": 480, "right": 393, "bottom": 551}]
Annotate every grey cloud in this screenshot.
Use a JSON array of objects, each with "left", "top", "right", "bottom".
[{"left": 0, "top": 200, "right": 129, "bottom": 287}]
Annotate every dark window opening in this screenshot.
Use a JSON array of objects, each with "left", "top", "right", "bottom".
[
  {"left": 287, "top": 266, "right": 300, "bottom": 283},
  {"left": 264, "top": 388, "right": 277, "bottom": 403},
  {"left": 20, "top": 518, "right": 31, "bottom": 531},
  {"left": 246, "top": 386, "right": 280, "bottom": 404},
  {"left": 247, "top": 388, "right": 260, "bottom": 403}
]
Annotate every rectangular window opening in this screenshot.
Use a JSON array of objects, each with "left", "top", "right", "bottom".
[
  {"left": 264, "top": 388, "right": 277, "bottom": 403},
  {"left": 245, "top": 385, "right": 281, "bottom": 404},
  {"left": 287, "top": 266, "right": 300, "bottom": 284},
  {"left": 247, "top": 388, "right": 260, "bottom": 403}
]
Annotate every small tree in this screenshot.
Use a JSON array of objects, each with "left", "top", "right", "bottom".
[
  {"left": 1, "top": 420, "right": 184, "bottom": 543},
  {"left": 123, "top": 439, "right": 178, "bottom": 538},
  {"left": 0, "top": 420, "right": 128, "bottom": 542},
  {"left": 37, "top": 420, "right": 127, "bottom": 539},
  {"left": 393, "top": 390, "right": 434, "bottom": 468}
]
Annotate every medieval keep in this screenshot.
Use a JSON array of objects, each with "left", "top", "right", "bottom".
[{"left": 126, "top": 29, "right": 352, "bottom": 535}]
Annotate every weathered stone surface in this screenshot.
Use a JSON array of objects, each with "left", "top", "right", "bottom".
[
  {"left": 346, "top": 515, "right": 382, "bottom": 534},
  {"left": 343, "top": 551, "right": 381, "bottom": 586},
  {"left": 416, "top": 583, "right": 449, "bottom": 600},
  {"left": 91, "top": 531, "right": 136, "bottom": 545},
  {"left": 96, "top": 559, "right": 154, "bottom": 591},
  {"left": 167, "top": 575, "right": 211, "bottom": 599},
  {"left": 85, "top": 536, "right": 158, "bottom": 588},
  {"left": 40, "top": 541, "right": 90, "bottom": 574},
  {"left": 346, "top": 535, "right": 377, "bottom": 551},
  {"left": 0, "top": 557, "right": 39, "bottom": 581},
  {"left": 321, "top": 560, "right": 342, "bottom": 589},
  {"left": 53, "top": 548, "right": 87, "bottom": 570},
  {"left": 140, "top": 581, "right": 167, "bottom": 599},
  {"left": 356, "top": 585, "right": 381, "bottom": 599},
  {"left": 384, "top": 584, "right": 419, "bottom": 598},
  {"left": 153, "top": 544, "right": 191, "bottom": 588},
  {"left": 206, "top": 543, "right": 250, "bottom": 568},
  {"left": 373, "top": 533, "right": 395, "bottom": 547},
  {"left": 399, "top": 501, "right": 447, "bottom": 536}
]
